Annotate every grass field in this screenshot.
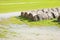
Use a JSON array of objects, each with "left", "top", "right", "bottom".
[{"left": 0, "top": 0, "right": 60, "bottom": 13}]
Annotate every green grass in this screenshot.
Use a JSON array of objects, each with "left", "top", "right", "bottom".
[
  {"left": 16, "top": 16, "right": 60, "bottom": 27},
  {"left": 0, "top": 0, "right": 60, "bottom": 13},
  {"left": 0, "top": 16, "right": 60, "bottom": 26},
  {"left": 0, "top": 16, "right": 60, "bottom": 27},
  {"left": 0, "top": 17, "right": 23, "bottom": 25}
]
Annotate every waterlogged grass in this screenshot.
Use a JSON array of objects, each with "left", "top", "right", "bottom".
[
  {"left": 0, "top": 17, "right": 23, "bottom": 25},
  {"left": 0, "top": 26, "right": 8, "bottom": 38},
  {"left": 0, "top": 24, "right": 17, "bottom": 38},
  {"left": 9, "top": 17, "right": 23, "bottom": 24},
  {"left": 0, "top": 0, "right": 60, "bottom": 13},
  {"left": 0, "top": 16, "right": 60, "bottom": 26}
]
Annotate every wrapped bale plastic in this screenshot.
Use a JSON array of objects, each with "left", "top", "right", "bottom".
[
  {"left": 55, "top": 8, "right": 60, "bottom": 14},
  {"left": 41, "top": 8, "right": 53, "bottom": 19},
  {"left": 37, "top": 14, "right": 43, "bottom": 20},
  {"left": 28, "top": 10, "right": 38, "bottom": 21},
  {"left": 33, "top": 15, "right": 39, "bottom": 21},
  {"left": 41, "top": 8, "right": 48, "bottom": 13},
  {"left": 24, "top": 12, "right": 29, "bottom": 18},
  {"left": 57, "top": 15, "right": 60, "bottom": 22},
  {"left": 28, "top": 13, "right": 33, "bottom": 19},
  {"left": 37, "top": 10, "right": 48, "bottom": 20},
  {"left": 49, "top": 8, "right": 59, "bottom": 18},
  {"left": 21, "top": 12, "right": 25, "bottom": 16}
]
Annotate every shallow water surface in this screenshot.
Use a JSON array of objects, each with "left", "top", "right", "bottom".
[{"left": 0, "top": 24, "right": 60, "bottom": 40}]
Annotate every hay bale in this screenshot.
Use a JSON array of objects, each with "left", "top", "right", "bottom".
[
  {"left": 48, "top": 8, "right": 59, "bottom": 18},
  {"left": 21, "top": 12, "right": 24, "bottom": 16},
  {"left": 33, "top": 15, "right": 39, "bottom": 21},
  {"left": 41, "top": 8, "right": 49, "bottom": 13},
  {"left": 45, "top": 11, "right": 53, "bottom": 19},
  {"left": 28, "top": 13, "right": 39, "bottom": 21},
  {"left": 28, "top": 13, "right": 34, "bottom": 19},
  {"left": 41, "top": 8, "right": 53, "bottom": 19},
  {"left": 37, "top": 10, "right": 48, "bottom": 20},
  {"left": 24, "top": 12, "right": 29, "bottom": 18},
  {"left": 51, "top": 11, "right": 59, "bottom": 18},
  {"left": 42, "top": 13, "right": 48, "bottom": 20},
  {"left": 37, "top": 14, "right": 43, "bottom": 20},
  {"left": 55, "top": 8, "right": 60, "bottom": 14},
  {"left": 28, "top": 10, "right": 38, "bottom": 21},
  {"left": 57, "top": 15, "right": 60, "bottom": 22}
]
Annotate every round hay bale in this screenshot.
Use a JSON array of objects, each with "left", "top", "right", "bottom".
[
  {"left": 24, "top": 12, "right": 28, "bottom": 18},
  {"left": 37, "top": 10, "right": 43, "bottom": 14},
  {"left": 37, "top": 14, "right": 43, "bottom": 20},
  {"left": 42, "top": 13, "right": 48, "bottom": 20},
  {"left": 21, "top": 12, "right": 24, "bottom": 16},
  {"left": 51, "top": 12, "right": 56, "bottom": 18},
  {"left": 41, "top": 8, "right": 53, "bottom": 19},
  {"left": 33, "top": 15, "right": 39, "bottom": 21},
  {"left": 48, "top": 8, "right": 59, "bottom": 18},
  {"left": 46, "top": 12, "right": 53, "bottom": 19},
  {"left": 42, "top": 8, "right": 49, "bottom": 13},
  {"left": 51, "top": 12, "right": 59, "bottom": 18},
  {"left": 37, "top": 10, "right": 48, "bottom": 20},
  {"left": 55, "top": 8, "right": 60, "bottom": 14},
  {"left": 28, "top": 10, "right": 38, "bottom": 20},
  {"left": 55, "top": 8, "right": 59, "bottom": 12},
  {"left": 57, "top": 15, "right": 60, "bottom": 22},
  {"left": 28, "top": 13, "right": 34, "bottom": 20}
]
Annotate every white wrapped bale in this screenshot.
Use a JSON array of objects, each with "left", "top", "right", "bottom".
[
  {"left": 33, "top": 15, "right": 39, "bottom": 21},
  {"left": 21, "top": 12, "right": 25, "bottom": 17},
  {"left": 37, "top": 14, "right": 43, "bottom": 20},
  {"left": 41, "top": 8, "right": 53, "bottom": 19},
  {"left": 24, "top": 12, "right": 29, "bottom": 18},
  {"left": 41, "top": 8, "right": 49, "bottom": 13},
  {"left": 57, "top": 15, "right": 60, "bottom": 22},
  {"left": 48, "top": 8, "right": 59, "bottom": 18},
  {"left": 28, "top": 10, "right": 38, "bottom": 21},
  {"left": 28, "top": 13, "right": 34, "bottom": 20},
  {"left": 46, "top": 12, "right": 53, "bottom": 19},
  {"left": 55, "top": 8, "right": 60, "bottom": 14},
  {"left": 37, "top": 10, "right": 48, "bottom": 20}
]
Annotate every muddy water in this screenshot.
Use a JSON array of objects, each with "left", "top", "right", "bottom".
[{"left": 0, "top": 24, "right": 60, "bottom": 40}]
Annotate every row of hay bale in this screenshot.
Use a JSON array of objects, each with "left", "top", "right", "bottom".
[{"left": 21, "top": 8, "right": 60, "bottom": 21}]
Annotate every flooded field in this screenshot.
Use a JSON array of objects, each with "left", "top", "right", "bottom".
[{"left": 0, "top": 24, "right": 60, "bottom": 40}]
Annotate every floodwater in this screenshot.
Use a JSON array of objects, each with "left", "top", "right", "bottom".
[{"left": 0, "top": 24, "right": 60, "bottom": 40}]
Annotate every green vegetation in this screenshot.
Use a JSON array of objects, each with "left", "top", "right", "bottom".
[
  {"left": 0, "top": 16, "right": 60, "bottom": 27},
  {"left": 17, "top": 16, "right": 60, "bottom": 27},
  {"left": 0, "top": 0, "right": 60, "bottom": 13},
  {"left": 0, "top": 17, "right": 23, "bottom": 25}
]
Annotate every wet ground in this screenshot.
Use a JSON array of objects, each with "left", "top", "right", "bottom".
[
  {"left": 0, "top": 12, "right": 60, "bottom": 40},
  {"left": 0, "top": 24, "right": 60, "bottom": 40}
]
